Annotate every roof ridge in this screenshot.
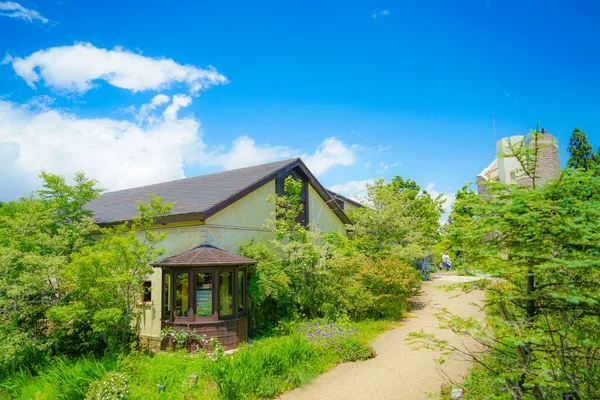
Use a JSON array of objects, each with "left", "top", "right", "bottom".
[{"left": 100, "top": 157, "right": 300, "bottom": 196}]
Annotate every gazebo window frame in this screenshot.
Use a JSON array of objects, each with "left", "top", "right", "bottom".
[{"left": 161, "top": 265, "right": 248, "bottom": 323}]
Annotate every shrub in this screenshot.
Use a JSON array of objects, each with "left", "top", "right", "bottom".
[
  {"left": 85, "top": 371, "right": 129, "bottom": 400},
  {"left": 359, "top": 256, "right": 421, "bottom": 319}
]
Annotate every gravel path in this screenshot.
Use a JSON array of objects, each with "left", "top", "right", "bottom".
[{"left": 280, "top": 275, "right": 485, "bottom": 400}]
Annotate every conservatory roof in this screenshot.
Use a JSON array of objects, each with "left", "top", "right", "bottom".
[{"left": 152, "top": 244, "right": 256, "bottom": 267}]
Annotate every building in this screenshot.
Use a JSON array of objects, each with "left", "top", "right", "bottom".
[
  {"left": 477, "top": 129, "right": 560, "bottom": 195},
  {"left": 84, "top": 158, "right": 353, "bottom": 347}
]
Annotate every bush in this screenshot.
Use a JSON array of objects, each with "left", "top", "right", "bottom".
[
  {"left": 242, "top": 238, "right": 421, "bottom": 337},
  {"left": 86, "top": 371, "right": 128, "bottom": 400},
  {"left": 0, "top": 325, "right": 50, "bottom": 379}
]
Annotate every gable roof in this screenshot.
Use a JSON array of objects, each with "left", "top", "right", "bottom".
[
  {"left": 326, "top": 189, "right": 362, "bottom": 209},
  {"left": 84, "top": 158, "right": 351, "bottom": 225},
  {"left": 152, "top": 244, "right": 256, "bottom": 267}
]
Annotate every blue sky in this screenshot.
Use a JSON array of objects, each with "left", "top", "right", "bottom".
[{"left": 1, "top": 0, "right": 599, "bottom": 208}]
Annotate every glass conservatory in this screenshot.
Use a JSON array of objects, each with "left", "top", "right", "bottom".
[{"left": 152, "top": 244, "right": 255, "bottom": 348}]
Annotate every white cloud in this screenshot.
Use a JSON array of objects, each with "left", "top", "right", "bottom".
[
  {"left": 302, "top": 137, "right": 357, "bottom": 175},
  {"left": 0, "top": 1, "right": 48, "bottom": 24},
  {"left": 0, "top": 97, "right": 201, "bottom": 200},
  {"left": 377, "top": 145, "right": 391, "bottom": 152},
  {"left": 330, "top": 179, "right": 375, "bottom": 201},
  {"left": 201, "top": 135, "right": 295, "bottom": 170},
  {"left": 188, "top": 135, "right": 358, "bottom": 174},
  {"left": 371, "top": 9, "right": 390, "bottom": 19},
  {"left": 425, "top": 182, "right": 456, "bottom": 224},
  {"left": 0, "top": 95, "right": 361, "bottom": 200},
  {"left": 136, "top": 93, "right": 168, "bottom": 119},
  {"left": 10, "top": 42, "right": 228, "bottom": 94},
  {"left": 163, "top": 94, "right": 191, "bottom": 122}
]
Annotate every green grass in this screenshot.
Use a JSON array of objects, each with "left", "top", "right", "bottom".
[
  {"left": 0, "top": 319, "right": 400, "bottom": 400},
  {"left": 119, "top": 350, "right": 214, "bottom": 399},
  {"left": 0, "top": 356, "right": 116, "bottom": 400},
  {"left": 352, "top": 319, "right": 402, "bottom": 343}
]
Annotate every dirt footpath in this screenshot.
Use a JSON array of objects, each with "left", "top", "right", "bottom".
[{"left": 280, "top": 275, "right": 485, "bottom": 400}]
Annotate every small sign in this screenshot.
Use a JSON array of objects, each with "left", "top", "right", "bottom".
[{"left": 451, "top": 388, "right": 463, "bottom": 399}]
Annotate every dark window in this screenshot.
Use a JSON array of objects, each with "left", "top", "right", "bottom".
[
  {"left": 141, "top": 280, "right": 152, "bottom": 303},
  {"left": 163, "top": 271, "right": 171, "bottom": 318},
  {"left": 195, "top": 272, "right": 213, "bottom": 317},
  {"left": 175, "top": 272, "right": 189, "bottom": 317},
  {"left": 237, "top": 270, "right": 246, "bottom": 313},
  {"left": 219, "top": 271, "right": 234, "bottom": 316}
]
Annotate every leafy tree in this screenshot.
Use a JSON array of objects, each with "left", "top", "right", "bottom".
[
  {"left": 567, "top": 127, "right": 599, "bottom": 172},
  {"left": 242, "top": 176, "right": 422, "bottom": 336},
  {"left": 442, "top": 185, "right": 479, "bottom": 270},
  {"left": 48, "top": 195, "right": 172, "bottom": 355},
  {"left": 416, "top": 129, "right": 600, "bottom": 399},
  {"left": 0, "top": 172, "right": 173, "bottom": 372},
  {"left": 348, "top": 177, "right": 443, "bottom": 259},
  {"left": 0, "top": 172, "right": 101, "bottom": 374}
]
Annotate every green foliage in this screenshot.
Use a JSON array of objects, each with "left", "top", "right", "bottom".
[
  {"left": 118, "top": 351, "right": 213, "bottom": 399},
  {"left": 296, "top": 322, "right": 376, "bottom": 362},
  {"left": 47, "top": 194, "right": 173, "bottom": 355},
  {"left": 242, "top": 176, "right": 423, "bottom": 336},
  {"left": 431, "top": 128, "right": 600, "bottom": 399},
  {"left": 85, "top": 371, "right": 129, "bottom": 400},
  {"left": 566, "top": 127, "right": 599, "bottom": 173},
  {"left": 211, "top": 334, "right": 323, "bottom": 399},
  {"left": 0, "top": 356, "right": 116, "bottom": 400},
  {"left": 3, "top": 319, "right": 395, "bottom": 400},
  {"left": 442, "top": 185, "right": 480, "bottom": 271},
  {"left": 348, "top": 177, "right": 443, "bottom": 259},
  {"left": 0, "top": 171, "right": 172, "bottom": 377},
  {"left": 0, "top": 172, "right": 101, "bottom": 376}
]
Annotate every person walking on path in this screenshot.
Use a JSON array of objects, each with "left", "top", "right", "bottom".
[{"left": 442, "top": 253, "right": 452, "bottom": 271}]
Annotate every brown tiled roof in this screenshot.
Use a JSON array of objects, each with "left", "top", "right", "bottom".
[
  {"left": 84, "top": 158, "right": 352, "bottom": 225},
  {"left": 85, "top": 158, "right": 297, "bottom": 224},
  {"left": 152, "top": 244, "right": 256, "bottom": 266}
]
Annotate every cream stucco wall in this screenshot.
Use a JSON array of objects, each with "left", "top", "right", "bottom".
[
  {"left": 204, "top": 180, "right": 275, "bottom": 253},
  {"left": 308, "top": 184, "right": 347, "bottom": 234},
  {"left": 497, "top": 135, "right": 524, "bottom": 184},
  {"left": 138, "top": 179, "right": 348, "bottom": 337}
]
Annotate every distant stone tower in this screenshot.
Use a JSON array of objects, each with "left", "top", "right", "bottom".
[{"left": 477, "top": 128, "right": 560, "bottom": 194}]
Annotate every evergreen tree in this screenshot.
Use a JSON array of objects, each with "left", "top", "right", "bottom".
[{"left": 567, "top": 127, "right": 597, "bottom": 171}]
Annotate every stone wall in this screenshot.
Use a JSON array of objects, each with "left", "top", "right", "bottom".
[
  {"left": 477, "top": 175, "right": 491, "bottom": 196},
  {"left": 516, "top": 133, "right": 560, "bottom": 187}
]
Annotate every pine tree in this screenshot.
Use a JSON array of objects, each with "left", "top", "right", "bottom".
[{"left": 567, "top": 127, "right": 597, "bottom": 171}]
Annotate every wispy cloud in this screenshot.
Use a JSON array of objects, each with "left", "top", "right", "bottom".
[
  {"left": 331, "top": 179, "right": 376, "bottom": 201},
  {"left": 0, "top": 1, "right": 49, "bottom": 24},
  {"left": 495, "top": 83, "right": 518, "bottom": 105},
  {"left": 378, "top": 161, "right": 401, "bottom": 171},
  {"left": 371, "top": 9, "right": 390, "bottom": 19}
]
